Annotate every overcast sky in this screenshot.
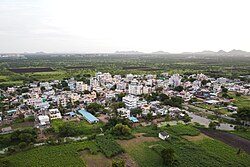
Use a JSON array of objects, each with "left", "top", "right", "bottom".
[{"left": 0, "top": 0, "right": 250, "bottom": 53}]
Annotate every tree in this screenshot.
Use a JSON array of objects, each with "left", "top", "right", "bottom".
[
  {"left": 201, "top": 80, "right": 208, "bottom": 86},
  {"left": 86, "top": 103, "right": 104, "bottom": 115},
  {"left": 130, "top": 107, "right": 142, "bottom": 117},
  {"left": 61, "top": 80, "right": 68, "bottom": 87},
  {"left": 209, "top": 121, "right": 219, "bottom": 129},
  {"left": 40, "top": 86, "right": 45, "bottom": 93},
  {"left": 159, "top": 93, "right": 169, "bottom": 102},
  {"left": 165, "top": 114, "right": 171, "bottom": 121},
  {"left": 155, "top": 87, "right": 163, "bottom": 92},
  {"left": 111, "top": 102, "right": 125, "bottom": 110},
  {"left": 174, "top": 86, "right": 184, "bottom": 92},
  {"left": 59, "top": 124, "right": 78, "bottom": 137},
  {"left": 161, "top": 148, "right": 176, "bottom": 166},
  {"left": 111, "top": 123, "right": 131, "bottom": 136},
  {"left": 182, "top": 115, "right": 191, "bottom": 123},
  {"left": 112, "top": 159, "right": 125, "bottom": 167},
  {"left": 221, "top": 87, "right": 228, "bottom": 93},
  {"left": 237, "top": 107, "right": 250, "bottom": 124},
  {"left": 117, "top": 93, "right": 126, "bottom": 101},
  {"left": 145, "top": 112, "right": 153, "bottom": 121}
]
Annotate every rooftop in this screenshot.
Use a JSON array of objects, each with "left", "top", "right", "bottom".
[{"left": 78, "top": 110, "right": 99, "bottom": 123}]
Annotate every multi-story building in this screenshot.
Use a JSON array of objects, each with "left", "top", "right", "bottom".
[{"left": 48, "top": 109, "right": 62, "bottom": 120}]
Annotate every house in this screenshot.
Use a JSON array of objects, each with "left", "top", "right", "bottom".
[
  {"left": 78, "top": 110, "right": 99, "bottom": 123},
  {"left": 117, "top": 108, "right": 130, "bottom": 118},
  {"left": 38, "top": 115, "right": 50, "bottom": 126},
  {"left": 48, "top": 109, "right": 62, "bottom": 120},
  {"left": 159, "top": 132, "right": 169, "bottom": 140},
  {"left": 122, "top": 95, "right": 139, "bottom": 109}
]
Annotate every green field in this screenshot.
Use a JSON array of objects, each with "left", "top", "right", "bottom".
[
  {"left": 1, "top": 124, "right": 250, "bottom": 167},
  {"left": 51, "top": 119, "right": 103, "bottom": 136},
  {"left": 1, "top": 141, "right": 99, "bottom": 167},
  {"left": 228, "top": 92, "right": 250, "bottom": 108},
  {"left": 122, "top": 125, "right": 250, "bottom": 167},
  {"left": 231, "top": 130, "right": 250, "bottom": 140}
]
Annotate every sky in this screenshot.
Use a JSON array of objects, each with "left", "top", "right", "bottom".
[{"left": 0, "top": 0, "right": 250, "bottom": 53}]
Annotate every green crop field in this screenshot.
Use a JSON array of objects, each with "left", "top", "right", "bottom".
[
  {"left": 1, "top": 141, "right": 99, "bottom": 167},
  {"left": 121, "top": 125, "right": 250, "bottom": 167},
  {"left": 228, "top": 92, "right": 250, "bottom": 108}
]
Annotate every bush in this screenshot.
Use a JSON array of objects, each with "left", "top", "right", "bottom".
[
  {"left": 112, "top": 159, "right": 125, "bottom": 167},
  {"left": 18, "top": 142, "right": 27, "bottom": 149}
]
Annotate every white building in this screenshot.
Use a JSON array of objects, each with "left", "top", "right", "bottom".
[
  {"left": 126, "top": 74, "right": 134, "bottom": 81},
  {"left": 129, "top": 83, "right": 143, "bottom": 95},
  {"left": 48, "top": 109, "right": 62, "bottom": 120},
  {"left": 159, "top": 132, "right": 169, "bottom": 140},
  {"left": 122, "top": 95, "right": 139, "bottom": 109},
  {"left": 122, "top": 95, "right": 147, "bottom": 109},
  {"left": 38, "top": 115, "right": 50, "bottom": 125},
  {"left": 117, "top": 108, "right": 130, "bottom": 118},
  {"left": 169, "top": 74, "right": 182, "bottom": 87},
  {"left": 197, "top": 73, "right": 208, "bottom": 81},
  {"left": 76, "top": 82, "right": 88, "bottom": 92}
]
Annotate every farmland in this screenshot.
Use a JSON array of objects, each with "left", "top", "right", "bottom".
[
  {"left": 120, "top": 125, "right": 250, "bottom": 167},
  {"left": 9, "top": 68, "right": 55, "bottom": 73},
  {"left": 96, "top": 135, "right": 124, "bottom": 157},
  {"left": 1, "top": 124, "right": 250, "bottom": 167},
  {"left": 1, "top": 141, "right": 98, "bottom": 167},
  {"left": 1, "top": 54, "right": 250, "bottom": 87}
]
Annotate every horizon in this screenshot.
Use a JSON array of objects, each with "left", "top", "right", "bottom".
[{"left": 0, "top": 49, "right": 249, "bottom": 55}]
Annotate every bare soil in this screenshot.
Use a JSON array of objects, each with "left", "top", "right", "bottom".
[{"left": 183, "top": 133, "right": 210, "bottom": 142}]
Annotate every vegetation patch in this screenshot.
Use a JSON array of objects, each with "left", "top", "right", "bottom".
[
  {"left": 0, "top": 141, "right": 98, "bottom": 167},
  {"left": 81, "top": 152, "right": 112, "bottom": 167},
  {"left": 9, "top": 68, "right": 55, "bottom": 73},
  {"left": 166, "top": 124, "right": 200, "bottom": 136},
  {"left": 183, "top": 133, "right": 210, "bottom": 142},
  {"left": 96, "top": 135, "right": 123, "bottom": 158}
]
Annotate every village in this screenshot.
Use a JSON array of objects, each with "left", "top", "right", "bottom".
[
  {"left": 0, "top": 71, "right": 250, "bottom": 166},
  {"left": 1, "top": 72, "right": 249, "bottom": 135}
]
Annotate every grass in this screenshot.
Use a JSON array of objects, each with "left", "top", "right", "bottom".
[
  {"left": 10, "top": 121, "right": 34, "bottom": 130},
  {"left": 51, "top": 119, "right": 64, "bottom": 133},
  {"left": 231, "top": 130, "right": 250, "bottom": 140},
  {"left": 80, "top": 152, "right": 112, "bottom": 167},
  {"left": 96, "top": 135, "right": 123, "bottom": 157},
  {"left": 121, "top": 141, "right": 164, "bottom": 167},
  {"left": 51, "top": 119, "right": 102, "bottom": 136},
  {"left": 0, "top": 81, "right": 23, "bottom": 85},
  {"left": 164, "top": 124, "right": 200, "bottom": 136},
  {"left": 228, "top": 92, "right": 250, "bottom": 108},
  {"left": 30, "top": 71, "right": 67, "bottom": 81},
  {"left": 0, "top": 141, "right": 99, "bottom": 167},
  {"left": 121, "top": 125, "right": 250, "bottom": 167}
]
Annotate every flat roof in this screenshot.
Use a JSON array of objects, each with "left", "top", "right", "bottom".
[
  {"left": 66, "top": 111, "right": 76, "bottom": 116},
  {"left": 6, "top": 109, "right": 17, "bottom": 113},
  {"left": 78, "top": 110, "right": 99, "bottom": 123},
  {"left": 129, "top": 116, "right": 139, "bottom": 123},
  {"left": 205, "top": 100, "right": 219, "bottom": 104}
]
